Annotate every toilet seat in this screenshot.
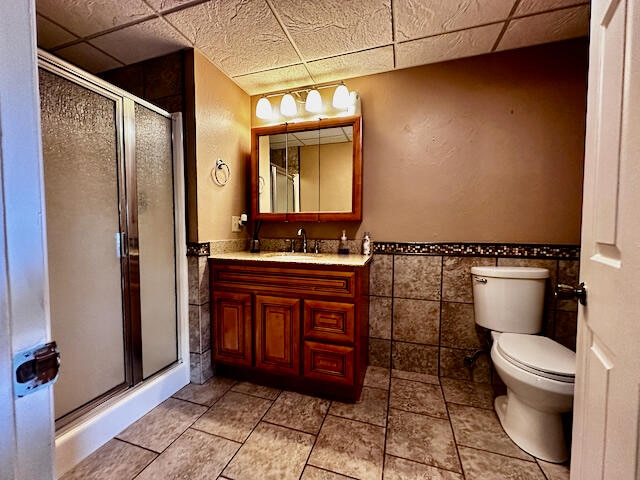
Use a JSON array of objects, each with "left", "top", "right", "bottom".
[{"left": 496, "top": 333, "right": 576, "bottom": 383}]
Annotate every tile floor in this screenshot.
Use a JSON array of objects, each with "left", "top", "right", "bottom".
[{"left": 61, "top": 367, "right": 570, "bottom": 480}]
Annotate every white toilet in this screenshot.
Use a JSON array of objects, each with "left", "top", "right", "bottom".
[{"left": 470, "top": 266, "right": 575, "bottom": 463}]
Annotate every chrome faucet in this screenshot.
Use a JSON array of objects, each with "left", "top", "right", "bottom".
[{"left": 297, "top": 228, "right": 307, "bottom": 253}]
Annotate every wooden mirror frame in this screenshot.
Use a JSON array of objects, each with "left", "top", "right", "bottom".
[{"left": 250, "top": 115, "right": 362, "bottom": 222}]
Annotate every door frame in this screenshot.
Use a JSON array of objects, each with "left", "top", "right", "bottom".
[{"left": 0, "top": 1, "right": 56, "bottom": 479}]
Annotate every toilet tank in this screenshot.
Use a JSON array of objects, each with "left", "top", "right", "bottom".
[{"left": 470, "top": 266, "right": 549, "bottom": 334}]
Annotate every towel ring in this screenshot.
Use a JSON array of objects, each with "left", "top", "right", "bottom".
[{"left": 212, "top": 158, "right": 231, "bottom": 186}]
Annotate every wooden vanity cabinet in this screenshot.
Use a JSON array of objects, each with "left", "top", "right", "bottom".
[{"left": 209, "top": 259, "right": 369, "bottom": 401}]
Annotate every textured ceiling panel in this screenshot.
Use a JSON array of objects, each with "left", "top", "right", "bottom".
[
  {"left": 55, "top": 42, "right": 123, "bottom": 73},
  {"left": 515, "top": 0, "right": 587, "bottom": 16},
  {"left": 232, "top": 64, "right": 314, "bottom": 96},
  {"left": 394, "top": 0, "right": 515, "bottom": 41},
  {"left": 396, "top": 24, "right": 503, "bottom": 70},
  {"left": 36, "top": 14, "right": 78, "bottom": 49},
  {"left": 36, "top": 0, "right": 155, "bottom": 37},
  {"left": 143, "top": 0, "right": 202, "bottom": 12},
  {"left": 272, "top": 0, "right": 392, "bottom": 60},
  {"left": 165, "top": 1, "right": 300, "bottom": 77},
  {"left": 90, "top": 18, "right": 190, "bottom": 65},
  {"left": 497, "top": 5, "right": 590, "bottom": 51},
  {"left": 306, "top": 47, "right": 395, "bottom": 84}
]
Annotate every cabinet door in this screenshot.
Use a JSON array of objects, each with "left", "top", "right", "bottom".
[
  {"left": 304, "top": 299, "right": 355, "bottom": 344},
  {"left": 255, "top": 295, "right": 300, "bottom": 375},
  {"left": 212, "top": 291, "right": 252, "bottom": 366}
]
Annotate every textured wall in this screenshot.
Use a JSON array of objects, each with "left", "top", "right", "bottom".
[
  {"left": 254, "top": 39, "right": 588, "bottom": 245},
  {"left": 194, "top": 50, "right": 252, "bottom": 242}
]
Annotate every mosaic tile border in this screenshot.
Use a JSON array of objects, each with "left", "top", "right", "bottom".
[
  {"left": 186, "top": 242, "right": 210, "bottom": 257},
  {"left": 372, "top": 242, "right": 580, "bottom": 260}
]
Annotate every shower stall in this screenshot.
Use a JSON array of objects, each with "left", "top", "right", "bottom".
[{"left": 38, "top": 48, "right": 188, "bottom": 453}]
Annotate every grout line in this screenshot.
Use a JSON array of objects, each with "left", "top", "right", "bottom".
[
  {"left": 298, "top": 393, "right": 333, "bottom": 479},
  {"left": 458, "top": 444, "right": 539, "bottom": 464},
  {"left": 442, "top": 385, "right": 466, "bottom": 477},
  {"left": 384, "top": 453, "right": 466, "bottom": 477}
]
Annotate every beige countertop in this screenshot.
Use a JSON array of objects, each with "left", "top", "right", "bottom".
[{"left": 209, "top": 251, "right": 372, "bottom": 267}]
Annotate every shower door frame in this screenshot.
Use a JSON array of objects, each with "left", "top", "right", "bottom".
[{"left": 38, "top": 51, "right": 183, "bottom": 428}]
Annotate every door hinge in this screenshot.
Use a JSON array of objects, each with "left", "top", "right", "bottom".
[{"left": 14, "top": 341, "right": 60, "bottom": 397}]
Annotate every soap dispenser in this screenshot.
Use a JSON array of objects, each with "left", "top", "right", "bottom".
[{"left": 338, "top": 230, "right": 349, "bottom": 255}]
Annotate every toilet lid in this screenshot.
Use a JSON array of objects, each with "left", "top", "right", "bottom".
[{"left": 497, "top": 333, "right": 576, "bottom": 382}]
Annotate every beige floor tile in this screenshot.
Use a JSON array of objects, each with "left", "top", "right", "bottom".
[
  {"left": 390, "top": 377, "right": 448, "bottom": 419},
  {"left": 135, "top": 428, "right": 240, "bottom": 480},
  {"left": 192, "top": 391, "right": 272, "bottom": 442},
  {"left": 60, "top": 439, "right": 156, "bottom": 480},
  {"left": 363, "top": 365, "right": 391, "bottom": 390},
  {"left": 386, "top": 408, "right": 461, "bottom": 473},
  {"left": 440, "top": 378, "right": 495, "bottom": 409},
  {"left": 116, "top": 398, "right": 207, "bottom": 453},
  {"left": 448, "top": 403, "right": 533, "bottom": 461},
  {"left": 264, "top": 390, "right": 330, "bottom": 434},
  {"left": 231, "top": 381, "right": 281, "bottom": 400},
  {"left": 459, "top": 446, "right": 546, "bottom": 480},
  {"left": 383, "top": 455, "right": 464, "bottom": 480},
  {"left": 222, "top": 422, "right": 315, "bottom": 480},
  {"left": 537, "top": 459, "right": 571, "bottom": 480},
  {"left": 392, "top": 368, "right": 440, "bottom": 385},
  {"left": 300, "top": 465, "right": 354, "bottom": 479},
  {"left": 171, "top": 376, "right": 236, "bottom": 406},
  {"left": 308, "top": 415, "right": 385, "bottom": 479},
  {"left": 329, "top": 386, "right": 388, "bottom": 427}
]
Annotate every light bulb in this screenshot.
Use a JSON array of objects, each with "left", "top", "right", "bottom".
[
  {"left": 332, "top": 84, "right": 350, "bottom": 109},
  {"left": 280, "top": 93, "right": 297, "bottom": 117},
  {"left": 256, "top": 96, "right": 272, "bottom": 120},
  {"left": 305, "top": 89, "right": 322, "bottom": 113}
]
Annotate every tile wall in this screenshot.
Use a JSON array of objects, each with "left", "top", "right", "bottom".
[{"left": 367, "top": 243, "right": 580, "bottom": 384}]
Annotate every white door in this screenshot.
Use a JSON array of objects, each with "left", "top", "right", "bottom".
[
  {"left": 571, "top": 0, "right": 640, "bottom": 478},
  {"left": 0, "top": 1, "right": 56, "bottom": 479}
]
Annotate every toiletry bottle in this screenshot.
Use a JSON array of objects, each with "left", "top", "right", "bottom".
[
  {"left": 338, "top": 230, "right": 349, "bottom": 255},
  {"left": 362, "top": 232, "right": 371, "bottom": 255}
]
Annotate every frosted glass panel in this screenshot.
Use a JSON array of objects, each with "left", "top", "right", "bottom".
[
  {"left": 135, "top": 104, "right": 177, "bottom": 378},
  {"left": 39, "top": 69, "right": 126, "bottom": 419}
]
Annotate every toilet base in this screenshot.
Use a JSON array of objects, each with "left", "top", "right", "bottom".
[{"left": 495, "top": 394, "right": 569, "bottom": 463}]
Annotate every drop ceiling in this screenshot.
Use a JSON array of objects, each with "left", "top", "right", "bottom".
[{"left": 36, "top": 0, "right": 590, "bottom": 96}]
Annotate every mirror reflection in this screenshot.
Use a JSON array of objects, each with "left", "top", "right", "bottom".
[{"left": 258, "top": 126, "right": 353, "bottom": 214}]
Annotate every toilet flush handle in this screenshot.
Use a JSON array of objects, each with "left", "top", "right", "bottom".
[
  {"left": 474, "top": 277, "right": 487, "bottom": 284},
  {"left": 555, "top": 282, "right": 587, "bottom": 306}
]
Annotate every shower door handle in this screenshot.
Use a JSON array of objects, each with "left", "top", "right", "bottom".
[{"left": 116, "top": 232, "right": 127, "bottom": 258}]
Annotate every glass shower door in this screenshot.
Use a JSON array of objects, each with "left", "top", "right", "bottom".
[{"left": 40, "top": 69, "right": 127, "bottom": 421}]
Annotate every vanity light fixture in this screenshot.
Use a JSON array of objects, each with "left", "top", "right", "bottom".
[
  {"left": 256, "top": 96, "right": 273, "bottom": 120},
  {"left": 304, "top": 89, "right": 322, "bottom": 113},
  {"left": 280, "top": 93, "right": 297, "bottom": 117},
  {"left": 332, "top": 84, "right": 350, "bottom": 109},
  {"left": 254, "top": 82, "right": 355, "bottom": 119}
]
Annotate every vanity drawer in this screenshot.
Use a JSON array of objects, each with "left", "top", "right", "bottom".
[
  {"left": 303, "top": 299, "right": 355, "bottom": 344},
  {"left": 303, "top": 341, "right": 354, "bottom": 385},
  {"left": 211, "top": 263, "right": 356, "bottom": 299}
]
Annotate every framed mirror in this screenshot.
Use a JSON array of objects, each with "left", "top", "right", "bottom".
[{"left": 250, "top": 115, "right": 362, "bottom": 221}]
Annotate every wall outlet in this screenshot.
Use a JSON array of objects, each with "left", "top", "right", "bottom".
[{"left": 231, "top": 215, "right": 241, "bottom": 232}]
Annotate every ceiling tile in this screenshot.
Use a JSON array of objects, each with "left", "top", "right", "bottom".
[
  {"left": 497, "top": 4, "right": 590, "bottom": 51},
  {"left": 90, "top": 17, "right": 190, "bottom": 65},
  {"left": 271, "top": 0, "right": 392, "bottom": 60},
  {"left": 36, "top": 14, "right": 78, "bottom": 49},
  {"left": 396, "top": 24, "right": 503, "bottom": 69},
  {"left": 306, "top": 46, "right": 394, "bottom": 84},
  {"left": 54, "top": 42, "right": 123, "bottom": 73},
  {"left": 394, "top": 0, "right": 514, "bottom": 41},
  {"left": 165, "top": 1, "right": 300, "bottom": 77},
  {"left": 36, "top": 0, "right": 155, "bottom": 37},
  {"left": 144, "top": 0, "right": 201, "bottom": 12},
  {"left": 515, "top": 0, "right": 587, "bottom": 16},
  {"left": 231, "top": 64, "right": 313, "bottom": 96}
]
